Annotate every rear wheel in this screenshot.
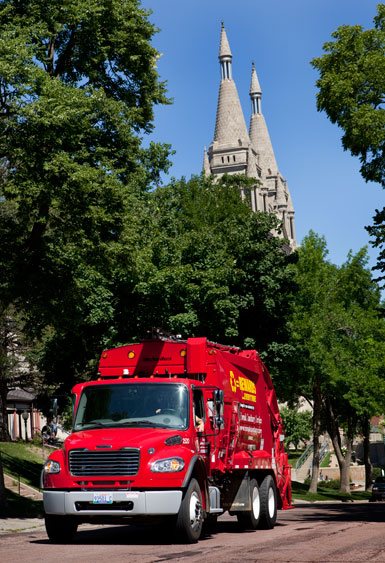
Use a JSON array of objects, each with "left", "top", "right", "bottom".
[
  {"left": 176, "top": 478, "right": 203, "bottom": 543},
  {"left": 259, "top": 475, "right": 277, "bottom": 529},
  {"left": 45, "top": 515, "right": 78, "bottom": 543},
  {"left": 237, "top": 478, "right": 260, "bottom": 530}
]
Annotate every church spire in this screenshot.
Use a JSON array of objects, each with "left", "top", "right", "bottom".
[
  {"left": 202, "top": 147, "right": 211, "bottom": 176},
  {"left": 219, "top": 22, "right": 232, "bottom": 79},
  {"left": 213, "top": 23, "right": 249, "bottom": 147},
  {"left": 249, "top": 62, "right": 262, "bottom": 114},
  {"left": 249, "top": 63, "right": 278, "bottom": 175}
]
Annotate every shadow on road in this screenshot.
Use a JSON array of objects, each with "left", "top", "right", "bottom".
[
  {"left": 292, "top": 502, "right": 385, "bottom": 523},
  {"left": 30, "top": 503, "right": 385, "bottom": 546},
  {"left": 31, "top": 522, "right": 236, "bottom": 546}
]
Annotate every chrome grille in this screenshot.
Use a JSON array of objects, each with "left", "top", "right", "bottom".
[{"left": 69, "top": 449, "right": 140, "bottom": 476}]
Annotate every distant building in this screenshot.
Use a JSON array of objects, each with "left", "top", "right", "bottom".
[
  {"left": 6, "top": 387, "right": 44, "bottom": 441},
  {"left": 203, "top": 24, "right": 296, "bottom": 249}
]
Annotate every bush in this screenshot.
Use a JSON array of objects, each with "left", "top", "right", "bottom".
[
  {"left": 319, "top": 478, "right": 340, "bottom": 489},
  {"left": 372, "top": 467, "right": 385, "bottom": 480},
  {"left": 304, "top": 476, "right": 340, "bottom": 489}
]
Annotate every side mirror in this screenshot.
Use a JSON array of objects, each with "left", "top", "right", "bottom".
[
  {"left": 214, "top": 389, "right": 224, "bottom": 407},
  {"left": 213, "top": 389, "right": 224, "bottom": 429},
  {"left": 214, "top": 416, "right": 224, "bottom": 429}
]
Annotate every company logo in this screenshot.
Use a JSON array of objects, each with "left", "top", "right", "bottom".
[{"left": 230, "top": 370, "right": 256, "bottom": 402}]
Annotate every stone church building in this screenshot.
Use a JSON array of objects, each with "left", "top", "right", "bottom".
[{"left": 203, "top": 24, "right": 296, "bottom": 249}]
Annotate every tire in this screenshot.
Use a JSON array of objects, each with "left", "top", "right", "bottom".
[
  {"left": 237, "top": 478, "right": 260, "bottom": 530},
  {"left": 45, "top": 515, "right": 78, "bottom": 543},
  {"left": 176, "top": 478, "right": 203, "bottom": 543},
  {"left": 259, "top": 475, "right": 277, "bottom": 529}
]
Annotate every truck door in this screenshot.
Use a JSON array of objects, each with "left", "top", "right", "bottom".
[
  {"left": 193, "top": 389, "right": 205, "bottom": 432},
  {"left": 193, "top": 389, "right": 209, "bottom": 459}
]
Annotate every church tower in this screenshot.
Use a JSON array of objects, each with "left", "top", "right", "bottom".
[{"left": 204, "top": 24, "right": 296, "bottom": 249}]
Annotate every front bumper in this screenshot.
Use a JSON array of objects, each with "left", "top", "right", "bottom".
[{"left": 43, "top": 489, "right": 183, "bottom": 517}]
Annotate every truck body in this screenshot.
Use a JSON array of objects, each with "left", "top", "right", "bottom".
[{"left": 42, "top": 336, "right": 292, "bottom": 543}]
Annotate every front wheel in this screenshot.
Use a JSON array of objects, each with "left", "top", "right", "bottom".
[
  {"left": 45, "top": 515, "right": 78, "bottom": 543},
  {"left": 237, "top": 478, "right": 260, "bottom": 530},
  {"left": 176, "top": 478, "right": 203, "bottom": 543},
  {"left": 259, "top": 475, "right": 277, "bottom": 529}
]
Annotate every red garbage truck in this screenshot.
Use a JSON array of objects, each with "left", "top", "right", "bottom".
[{"left": 42, "top": 336, "right": 292, "bottom": 543}]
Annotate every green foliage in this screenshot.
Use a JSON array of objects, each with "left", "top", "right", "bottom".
[
  {"left": 284, "top": 231, "right": 385, "bottom": 415},
  {"left": 280, "top": 406, "right": 312, "bottom": 449},
  {"left": 304, "top": 476, "right": 341, "bottom": 490},
  {"left": 312, "top": 4, "right": 385, "bottom": 188},
  {"left": 291, "top": 480, "right": 370, "bottom": 501},
  {"left": 372, "top": 466, "right": 385, "bottom": 479},
  {"left": 0, "top": 0, "right": 171, "bottom": 389},
  {"left": 125, "top": 174, "right": 297, "bottom": 359},
  {"left": 284, "top": 231, "right": 385, "bottom": 490},
  {"left": 311, "top": 5, "right": 385, "bottom": 278}
]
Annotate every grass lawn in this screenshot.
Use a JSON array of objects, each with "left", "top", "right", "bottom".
[
  {"left": 1, "top": 441, "right": 47, "bottom": 518},
  {"left": 288, "top": 450, "right": 305, "bottom": 467},
  {"left": 0, "top": 440, "right": 47, "bottom": 489},
  {"left": 292, "top": 480, "right": 371, "bottom": 502},
  {"left": 320, "top": 452, "right": 331, "bottom": 468}
]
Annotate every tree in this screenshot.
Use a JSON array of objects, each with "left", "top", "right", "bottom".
[
  {"left": 280, "top": 406, "right": 312, "bottom": 451},
  {"left": 311, "top": 4, "right": 385, "bottom": 278},
  {"left": 285, "top": 232, "right": 385, "bottom": 493},
  {"left": 121, "top": 174, "right": 297, "bottom": 357},
  {"left": 0, "top": 0, "right": 171, "bottom": 508},
  {"left": 283, "top": 232, "right": 337, "bottom": 493},
  {"left": 312, "top": 4, "right": 385, "bottom": 187},
  {"left": 0, "top": 0, "right": 171, "bottom": 385},
  {"left": 321, "top": 251, "right": 385, "bottom": 491}
]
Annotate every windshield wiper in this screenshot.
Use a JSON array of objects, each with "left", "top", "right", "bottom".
[
  {"left": 76, "top": 420, "right": 107, "bottom": 429},
  {"left": 119, "top": 420, "right": 170, "bottom": 428}
]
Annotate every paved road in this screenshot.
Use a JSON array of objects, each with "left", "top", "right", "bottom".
[{"left": 1, "top": 503, "right": 385, "bottom": 562}]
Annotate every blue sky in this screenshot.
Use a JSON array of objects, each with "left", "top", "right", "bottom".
[{"left": 141, "top": 0, "right": 383, "bottom": 270}]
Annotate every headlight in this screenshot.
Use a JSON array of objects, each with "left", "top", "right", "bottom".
[
  {"left": 43, "top": 460, "right": 61, "bottom": 474},
  {"left": 151, "top": 457, "right": 185, "bottom": 473}
]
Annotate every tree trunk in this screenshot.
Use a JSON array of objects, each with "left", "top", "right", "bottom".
[
  {"left": 362, "top": 417, "right": 372, "bottom": 490},
  {"left": 308, "top": 380, "right": 322, "bottom": 493},
  {"left": 0, "top": 376, "right": 10, "bottom": 442},
  {"left": 326, "top": 399, "right": 353, "bottom": 494},
  {"left": 0, "top": 456, "right": 6, "bottom": 517},
  {"left": 339, "top": 438, "right": 352, "bottom": 494}
]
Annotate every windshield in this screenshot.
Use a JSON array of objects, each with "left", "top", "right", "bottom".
[{"left": 73, "top": 383, "right": 189, "bottom": 431}]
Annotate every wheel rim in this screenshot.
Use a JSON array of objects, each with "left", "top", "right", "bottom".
[
  {"left": 268, "top": 486, "right": 275, "bottom": 518},
  {"left": 252, "top": 486, "right": 260, "bottom": 519},
  {"left": 189, "top": 491, "right": 202, "bottom": 530}
]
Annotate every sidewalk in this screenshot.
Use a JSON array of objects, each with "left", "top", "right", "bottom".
[
  {"left": 3, "top": 473, "right": 43, "bottom": 501},
  {"left": 0, "top": 474, "right": 45, "bottom": 534},
  {"left": 0, "top": 516, "right": 45, "bottom": 534}
]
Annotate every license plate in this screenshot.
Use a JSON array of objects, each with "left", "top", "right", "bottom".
[{"left": 92, "top": 493, "right": 113, "bottom": 505}]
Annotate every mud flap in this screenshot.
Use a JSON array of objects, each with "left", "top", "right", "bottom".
[{"left": 224, "top": 472, "right": 251, "bottom": 513}]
